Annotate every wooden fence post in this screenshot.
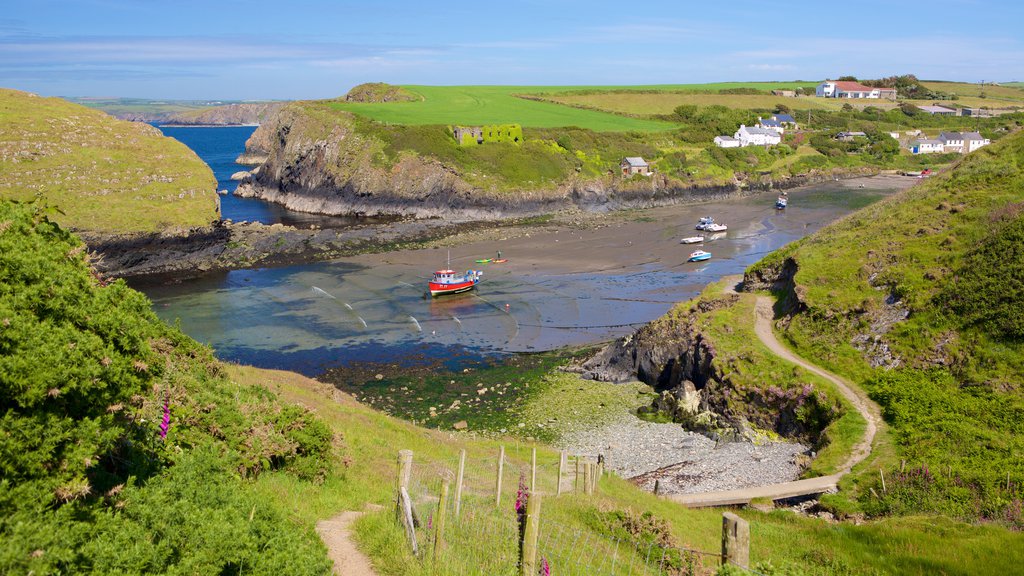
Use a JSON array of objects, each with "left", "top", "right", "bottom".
[
  {"left": 520, "top": 492, "right": 542, "bottom": 576},
  {"left": 434, "top": 478, "right": 450, "bottom": 557},
  {"left": 455, "top": 449, "right": 466, "bottom": 518},
  {"left": 879, "top": 469, "right": 887, "bottom": 494},
  {"left": 721, "top": 512, "right": 749, "bottom": 569},
  {"left": 556, "top": 450, "right": 566, "bottom": 496},
  {"left": 583, "top": 461, "right": 593, "bottom": 495},
  {"left": 397, "top": 450, "right": 413, "bottom": 521},
  {"left": 496, "top": 446, "right": 505, "bottom": 507},
  {"left": 530, "top": 447, "right": 537, "bottom": 492},
  {"left": 574, "top": 456, "right": 580, "bottom": 493},
  {"left": 399, "top": 487, "right": 418, "bottom": 555}
]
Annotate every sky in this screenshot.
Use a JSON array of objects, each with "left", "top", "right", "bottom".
[{"left": 2, "top": 0, "right": 1023, "bottom": 100}]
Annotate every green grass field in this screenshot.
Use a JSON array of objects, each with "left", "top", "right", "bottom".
[
  {"left": 0, "top": 89, "right": 218, "bottom": 233},
  {"left": 331, "top": 83, "right": 823, "bottom": 132},
  {"left": 919, "top": 81, "right": 1024, "bottom": 106},
  {"left": 545, "top": 91, "right": 854, "bottom": 115}
]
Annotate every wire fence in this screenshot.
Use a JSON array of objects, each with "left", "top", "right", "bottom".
[{"left": 393, "top": 447, "right": 750, "bottom": 576}]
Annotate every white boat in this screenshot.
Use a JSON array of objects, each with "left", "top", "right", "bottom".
[
  {"left": 679, "top": 236, "right": 704, "bottom": 244},
  {"left": 688, "top": 250, "right": 712, "bottom": 262},
  {"left": 704, "top": 223, "right": 728, "bottom": 232},
  {"left": 695, "top": 216, "right": 715, "bottom": 230}
]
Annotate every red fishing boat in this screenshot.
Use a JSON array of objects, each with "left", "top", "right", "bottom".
[{"left": 428, "top": 253, "right": 482, "bottom": 297}]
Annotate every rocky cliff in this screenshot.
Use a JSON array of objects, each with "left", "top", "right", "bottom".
[{"left": 162, "top": 102, "right": 287, "bottom": 126}]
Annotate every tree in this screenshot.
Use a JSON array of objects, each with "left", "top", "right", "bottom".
[
  {"left": 775, "top": 103, "right": 792, "bottom": 114},
  {"left": 837, "top": 75, "right": 858, "bottom": 81}
]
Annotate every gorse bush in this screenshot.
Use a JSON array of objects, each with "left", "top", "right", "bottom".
[{"left": 0, "top": 200, "right": 334, "bottom": 574}]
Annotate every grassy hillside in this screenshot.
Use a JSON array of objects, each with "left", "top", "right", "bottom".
[
  {"left": 0, "top": 89, "right": 218, "bottom": 233},
  {"left": 544, "top": 92, "right": 851, "bottom": 115},
  {"left": 0, "top": 200, "right": 333, "bottom": 574},
  {"left": 330, "top": 85, "right": 679, "bottom": 131},
  {"left": 919, "top": 81, "right": 1024, "bottom": 105},
  {"left": 747, "top": 129, "right": 1024, "bottom": 525}
]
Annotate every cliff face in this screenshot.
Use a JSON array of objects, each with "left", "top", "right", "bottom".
[{"left": 163, "top": 102, "right": 287, "bottom": 126}]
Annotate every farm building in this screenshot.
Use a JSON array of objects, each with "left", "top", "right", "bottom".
[
  {"left": 453, "top": 124, "right": 523, "bottom": 146},
  {"left": 919, "top": 105, "right": 957, "bottom": 116},
  {"left": 714, "top": 135, "right": 740, "bottom": 148},
  {"left": 735, "top": 125, "right": 781, "bottom": 147},
  {"left": 771, "top": 113, "right": 797, "bottom": 127},
  {"left": 620, "top": 157, "right": 651, "bottom": 176},
  {"left": 816, "top": 81, "right": 897, "bottom": 100}
]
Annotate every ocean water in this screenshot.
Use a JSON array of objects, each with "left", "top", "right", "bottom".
[
  {"left": 137, "top": 182, "right": 900, "bottom": 377},
  {"left": 157, "top": 125, "right": 353, "bottom": 228}
]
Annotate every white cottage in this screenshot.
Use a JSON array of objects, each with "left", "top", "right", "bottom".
[
  {"left": 714, "top": 135, "right": 740, "bottom": 148},
  {"left": 911, "top": 139, "right": 944, "bottom": 154},
  {"left": 735, "top": 125, "right": 781, "bottom": 147}
]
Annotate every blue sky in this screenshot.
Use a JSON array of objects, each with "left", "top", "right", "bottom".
[{"left": 3, "top": 0, "right": 1023, "bottom": 99}]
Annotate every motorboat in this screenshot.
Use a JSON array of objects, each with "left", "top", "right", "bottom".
[{"left": 688, "top": 250, "right": 712, "bottom": 262}]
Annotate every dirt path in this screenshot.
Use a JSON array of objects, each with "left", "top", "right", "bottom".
[
  {"left": 316, "top": 505, "right": 382, "bottom": 576},
  {"left": 669, "top": 279, "right": 879, "bottom": 506}
]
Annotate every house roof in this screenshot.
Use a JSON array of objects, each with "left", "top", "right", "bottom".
[
  {"left": 837, "top": 131, "right": 867, "bottom": 137},
  {"left": 915, "top": 139, "right": 944, "bottom": 146},
  {"left": 919, "top": 105, "right": 955, "bottom": 114},
  {"left": 739, "top": 126, "right": 781, "bottom": 136},
  {"left": 939, "top": 131, "right": 964, "bottom": 141},
  {"left": 772, "top": 114, "right": 796, "bottom": 123},
  {"left": 833, "top": 81, "right": 875, "bottom": 92},
  {"left": 963, "top": 132, "right": 986, "bottom": 141},
  {"left": 622, "top": 157, "right": 648, "bottom": 166},
  {"left": 759, "top": 119, "right": 783, "bottom": 127},
  {"left": 715, "top": 136, "right": 738, "bottom": 141}
]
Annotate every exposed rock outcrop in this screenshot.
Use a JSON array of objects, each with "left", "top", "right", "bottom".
[
  {"left": 343, "top": 83, "right": 419, "bottom": 103},
  {"left": 162, "top": 102, "right": 287, "bottom": 126}
]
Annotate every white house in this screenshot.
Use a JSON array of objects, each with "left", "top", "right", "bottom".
[
  {"left": 939, "top": 132, "right": 965, "bottom": 153},
  {"left": 714, "top": 135, "right": 741, "bottom": 148},
  {"left": 735, "top": 125, "right": 782, "bottom": 147},
  {"left": 911, "top": 139, "right": 944, "bottom": 154},
  {"left": 919, "top": 105, "right": 957, "bottom": 116},
  {"left": 962, "top": 132, "right": 991, "bottom": 153},
  {"left": 757, "top": 117, "right": 785, "bottom": 134},
  {"left": 816, "top": 80, "right": 897, "bottom": 99}
]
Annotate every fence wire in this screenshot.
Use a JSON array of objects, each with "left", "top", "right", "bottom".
[{"left": 397, "top": 447, "right": 724, "bottom": 575}]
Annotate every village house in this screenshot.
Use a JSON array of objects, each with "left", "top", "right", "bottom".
[
  {"left": 771, "top": 113, "right": 798, "bottom": 128},
  {"left": 939, "top": 131, "right": 990, "bottom": 154},
  {"left": 620, "top": 157, "right": 651, "bottom": 176},
  {"left": 757, "top": 117, "right": 785, "bottom": 134},
  {"left": 714, "top": 135, "right": 740, "bottom": 148},
  {"left": 911, "top": 139, "right": 945, "bottom": 154},
  {"left": 734, "top": 125, "right": 782, "bottom": 147},
  {"left": 836, "top": 131, "right": 867, "bottom": 142},
  {"left": 453, "top": 126, "right": 483, "bottom": 145},
  {"left": 816, "top": 80, "right": 897, "bottom": 100}
]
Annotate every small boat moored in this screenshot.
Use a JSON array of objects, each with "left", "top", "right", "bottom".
[
  {"left": 687, "top": 250, "right": 712, "bottom": 262},
  {"left": 775, "top": 195, "right": 788, "bottom": 210},
  {"left": 696, "top": 216, "right": 727, "bottom": 232},
  {"left": 429, "top": 268, "right": 482, "bottom": 297},
  {"left": 680, "top": 236, "right": 704, "bottom": 244}
]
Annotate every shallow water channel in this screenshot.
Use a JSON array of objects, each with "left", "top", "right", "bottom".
[{"left": 136, "top": 177, "right": 909, "bottom": 378}]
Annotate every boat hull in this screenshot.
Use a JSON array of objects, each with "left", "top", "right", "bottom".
[{"left": 429, "top": 280, "right": 478, "bottom": 297}]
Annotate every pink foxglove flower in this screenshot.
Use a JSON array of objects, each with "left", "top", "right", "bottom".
[
  {"left": 158, "top": 400, "right": 170, "bottom": 440},
  {"left": 540, "top": 556, "right": 550, "bottom": 575}
]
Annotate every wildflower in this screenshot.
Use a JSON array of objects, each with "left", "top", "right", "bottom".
[
  {"left": 158, "top": 399, "right": 170, "bottom": 440},
  {"left": 515, "top": 473, "right": 529, "bottom": 513},
  {"left": 540, "top": 556, "right": 550, "bottom": 575}
]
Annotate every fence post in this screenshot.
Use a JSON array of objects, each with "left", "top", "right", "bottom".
[
  {"left": 556, "top": 450, "right": 566, "bottom": 496},
  {"left": 721, "top": 512, "right": 749, "bottom": 569},
  {"left": 496, "top": 445, "right": 505, "bottom": 507},
  {"left": 597, "top": 454, "right": 604, "bottom": 481},
  {"left": 520, "top": 492, "right": 542, "bottom": 576},
  {"left": 434, "top": 478, "right": 450, "bottom": 557},
  {"left": 455, "top": 449, "right": 466, "bottom": 518},
  {"left": 531, "top": 447, "right": 537, "bottom": 492},
  {"left": 879, "top": 469, "right": 887, "bottom": 494},
  {"left": 575, "top": 456, "right": 580, "bottom": 493},
  {"left": 399, "top": 487, "right": 418, "bottom": 555},
  {"left": 583, "top": 461, "right": 593, "bottom": 495},
  {"left": 397, "top": 450, "right": 413, "bottom": 521}
]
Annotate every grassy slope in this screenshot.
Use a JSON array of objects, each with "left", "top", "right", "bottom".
[
  {"left": 236, "top": 363, "right": 1024, "bottom": 575},
  {"left": 919, "top": 81, "right": 1024, "bottom": 105},
  {"left": 0, "top": 89, "right": 218, "bottom": 233},
  {"left": 747, "top": 130, "right": 1024, "bottom": 521},
  {"left": 330, "top": 85, "right": 679, "bottom": 131},
  {"left": 547, "top": 92, "right": 852, "bottom": 115}
]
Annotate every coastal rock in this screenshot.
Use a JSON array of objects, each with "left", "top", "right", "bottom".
[
  {"left": 230, "top": 170, "right": 252, "bottom": 181},
  {"left": 452, "top": 420, "right": 468, "bottom": 431}
]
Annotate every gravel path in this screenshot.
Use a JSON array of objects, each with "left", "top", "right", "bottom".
[{"left": 557, "top": 417, "right": 809, "bottom": 495}]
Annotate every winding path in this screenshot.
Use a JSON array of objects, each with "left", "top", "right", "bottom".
[
  {"left": 316, "top": 505, "right": 382, "bottom": 576},
  {"left": 668, "top": 280, "right": 880, "bottom": 507}
]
